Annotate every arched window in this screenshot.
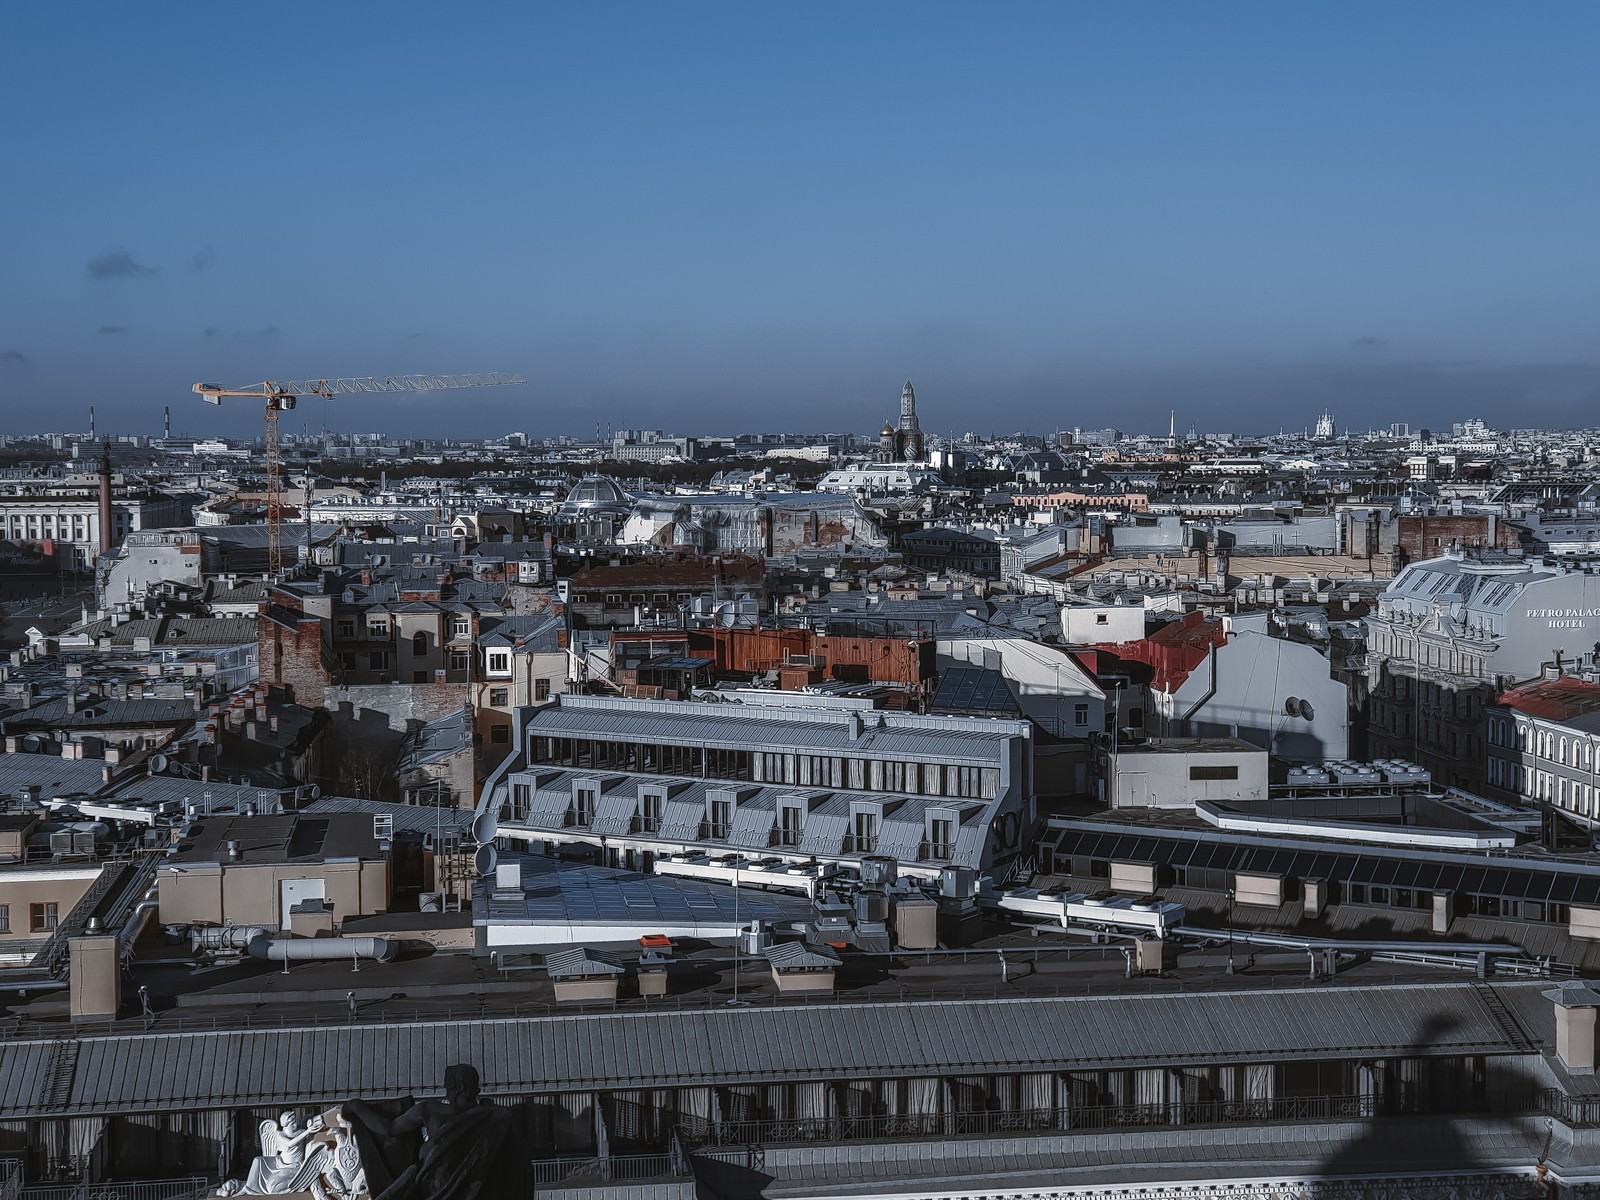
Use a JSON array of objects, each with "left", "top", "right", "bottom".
[{"left": 412, "top": 631, "right": 428, "bottom": 657}]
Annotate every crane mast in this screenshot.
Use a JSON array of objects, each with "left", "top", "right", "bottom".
[{"left": 194, "top": 372, "right": 525, "bottom": 578}]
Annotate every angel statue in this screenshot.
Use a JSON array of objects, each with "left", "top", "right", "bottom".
[
  {"left": 310, "top": 1111, "right": 368, "bottom": 1200},
  {"left": 216, "top": 1110, "right": 330, "bottom": 1196}
]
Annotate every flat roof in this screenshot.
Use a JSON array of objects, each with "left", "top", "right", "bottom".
[{"left": 165, "top": 813, "right": 382, "bottom": 866}]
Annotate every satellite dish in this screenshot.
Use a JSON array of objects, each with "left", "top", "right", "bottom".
[
  {"left": 1283, "top": 697, "right": 1301, "bottom": 717},
  {"left": 21, "top": 735, "right": 42, "bottom": 752},
  {"left": 470, "top": 809, "right": 498, "bottom": 845},
  {"left": 1299, "top": 700, "right": 1315, "bottom": 720},
  {"left": 149, "top": 754, "right": 169, "bottom": 774},
  {"left": 474, "top": 843, "right": 498, "bottom": 877}
]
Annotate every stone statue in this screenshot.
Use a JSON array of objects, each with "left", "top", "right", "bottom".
[
  {"left": 215, "top": 1106, "right": 380, "bottom": 1200},
  {"left": 218, "top": 1110, "right": 332, "bottom": 1196},
  {"left": 344, "top": 1064, "right": 529, "bottom": 1200},
  {"left": 218, "top": 1065, "right": 525, "bottom": 1200}
]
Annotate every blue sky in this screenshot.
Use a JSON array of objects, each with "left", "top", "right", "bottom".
[{"left": 2, "top": 2, "right": 1597, "bottom": 439}]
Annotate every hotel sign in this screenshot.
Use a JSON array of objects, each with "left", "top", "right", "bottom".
[{"left": 1527, "top": 607, "right": 1600, "bottom": 629}]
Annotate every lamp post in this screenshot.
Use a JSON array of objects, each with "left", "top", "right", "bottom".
[{"left": 1225, "top": 887, "right": 1236, "bottom": 975}]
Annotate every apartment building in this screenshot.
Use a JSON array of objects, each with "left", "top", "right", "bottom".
[
  {"left": 480, "top": 693, "right": 1034, "bottom": 877},
  {"left": 1486, "top": 674, "right": 1600, "bottom": 825}
]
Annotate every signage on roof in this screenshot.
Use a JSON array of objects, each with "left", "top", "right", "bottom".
[{"left": 1526, "top": 607, "right": 1600, "bottom": 628}]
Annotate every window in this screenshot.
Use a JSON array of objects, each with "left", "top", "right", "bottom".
[
  {"left": 337, "top": 621, "right": 356, "bottom": 640},
  {"left": 574, "top": 787, "right": 596, "bottom": 826},
  {"left": 709, "top": 798, "right": 732, "bottom": 839},
  {"left": 534, "top": 678, "right": 551, "bottom": 702},
  {"left": 1190, "top": 765, "right": 1240, "bottom": 781},
  {"left": 30, "top": 902, "right": 58, "bottom": 933},
  {"left": 490, "top": 724, "right": 510, "bottom": 745},
  {"left": 1095, "top": 613, "right": 1109, "bottom": 625},
  {"left": 852, "top": 809, "right": 879, "bottom": 854},
  {"left": 368, "top": 651, "right": 389, "bottom": 671},
  {"left": 929, "top": 817, "right": 955, "bottom": 860},
  {"left": 411, "top": 631, "right": 429, "bottom": 657},
  {"left": 606, "top": 594, "right": 623, "bottom": 605},
  {"left": 1074, "top": 704, "right": 1089, "bottom": 727},
  {"left": 452, "top": 617, "right": 471, "bottom": 639},
  {"left": 779, "top": 804, "right": 803, "bottom": 846},
  {"left": 449, "top": 650, "right": 470, "bottom": 672},
  {"left": 368, "top": 617, "right": 390, "bottom": 637},
  {"left": 487, "top": 651, "right": 511, "bottom": 676},
  {"left": 489, "top": 687, "right": 509, "bottom": 707},
  {"left": 641, "top": 792, "right": 663, "bottom": 833},
  {"left": 0, "top": 904, "right": 8, "bottom": 933}
]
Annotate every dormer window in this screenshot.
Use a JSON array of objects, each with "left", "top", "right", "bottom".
[
  {"left": 707, "top": 796, "right": 732, "bottom": 840},
  {"left": 640, "top": 790, "right": 664, "bottom": 833},
  {"left": 572, "top": 787, "right": 596, "bottom": 827},
  {"left": 851, "top": 809, "right": 878, "bottom": 854},
  {"left": 486, "top": 650, "right": 511, "bottom": 676},
  {"left": 778, "top": 801, "right": 804, "bottom": 847}
]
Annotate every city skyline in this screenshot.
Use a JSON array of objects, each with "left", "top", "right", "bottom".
[{"left": 3, "top": 2, "right": 1599, "bottom": 437}]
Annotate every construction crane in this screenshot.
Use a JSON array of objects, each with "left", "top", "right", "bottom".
[{"left": 194, "top": 372, "right": 526, "bottom": 578}]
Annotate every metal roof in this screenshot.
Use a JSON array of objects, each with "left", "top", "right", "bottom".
[
  {"left": 0, "top": 754, "right": 116, "bottom": 797},
  {"left": 543, "top": 948, "right": 625, "bottom": 978},
  {"left": 1044, "top": 818, "right": 1600, "bottom": 908},
  {"left": 764, "top": 942, "right": 840, "bottom": 971},
  {"left": 0, "top": 980, "right": 1547, "bottom": 1119},
  {"left": 523, "top": 697, "right": 1021, "bottom": 764}
]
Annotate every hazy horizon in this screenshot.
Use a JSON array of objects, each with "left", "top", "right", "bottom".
[{"left": 3, "top": 3, "right": 1598, "bottom": 439}]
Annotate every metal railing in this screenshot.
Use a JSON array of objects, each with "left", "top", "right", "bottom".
[
  {"left": 0, "top": 962, "right": 1517, "bottom": 1043},
  {"left": 529, "top": 1154, "right": 680, "bottom": 1184},
  {"left": 18, "top": 1177, "right": 208, "bottom": 1200},
  {"left": 678, "top": 1091, "right": 1536, "bottom": 1149},
  {"left": 1541, "top": 1088, "right": 1600, "bottom": 1126}
]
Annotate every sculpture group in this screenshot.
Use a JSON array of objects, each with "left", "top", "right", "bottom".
[{"left": 216, "top": 1065, "right": 527, "bottom": 1200}]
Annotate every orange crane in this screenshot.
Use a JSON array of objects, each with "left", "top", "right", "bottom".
[{"left": 194, "top": 372, "right": 525, "bottom": 578}]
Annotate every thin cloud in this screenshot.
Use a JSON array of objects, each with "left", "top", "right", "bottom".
[
  {"left": 203, "top": 327, "right": 220, "bottom": 338},
  {"left": 192, "top": 245, "right": 217, "bottom": 271},
  {"left": 0, "top": 350, "right": 27, "bottom": 365},
  {"left": 97, "top": 325, "right": 128, "bottom": 335},
  {"left": 87, "top": 251, "right": 156, "bottom": 280}
]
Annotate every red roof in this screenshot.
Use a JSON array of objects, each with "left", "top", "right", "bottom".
[
  {"left": 1497, "top": 675, "right": 1600, "bottom": 721},
  {"left": 1092, "top": 611, "right": 1224, "bottom": 695}
]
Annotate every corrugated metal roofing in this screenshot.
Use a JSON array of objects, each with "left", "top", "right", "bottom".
[
  {"left": 0, "top": 980, "right": 1545, "bottom": 1119},
  {"left": 524, "top": 698, "right": 1021, "bottom": 765}
]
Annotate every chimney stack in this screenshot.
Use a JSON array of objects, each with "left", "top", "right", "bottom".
[{"left": 1546, "top": 982, "right": 1600, "bottom": 1075}]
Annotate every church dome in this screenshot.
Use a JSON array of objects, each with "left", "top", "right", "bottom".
[{"left": 559, "top": 475, "right": 632, "bottom": 515}]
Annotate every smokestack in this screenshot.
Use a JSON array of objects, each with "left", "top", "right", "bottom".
[
  {"left": 164, "top": 405, "right": 171, "bottom": 439},
  {"left": 98, "top": 442, "right": 114, "bottom": 555},
  {"left": 89, "top": 405, "right": 95, "bottom": 440}
]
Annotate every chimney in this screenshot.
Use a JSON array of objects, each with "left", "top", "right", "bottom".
[{"left": 1546, "top": 982, "right": 1600, "bottom": 1075}]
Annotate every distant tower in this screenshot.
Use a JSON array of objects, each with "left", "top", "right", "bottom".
[
  {"left": 898, "top": 380, "right": 924, "bottom": 460},
  {"left": 879, "top": 420, "right": 898, "bottom": 463},
  {"left": 164, "top": 405, "right": 171, "bottom": 440},
  {"left": 89, "top": 405, "right": 96, "bottom": 440},
  {"left": 1167, "top": 411, "right": 1177, "bottom": 450},
  {"left": 97, "top": 441, "right": 114, "bottom": 555},
  {"left": 1314, "top": 411, "right": 1336, "bottom": 440}
]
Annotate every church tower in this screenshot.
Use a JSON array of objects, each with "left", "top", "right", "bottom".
[{"left": 899, "top": 380, "right": 924, "bottom": 461}]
